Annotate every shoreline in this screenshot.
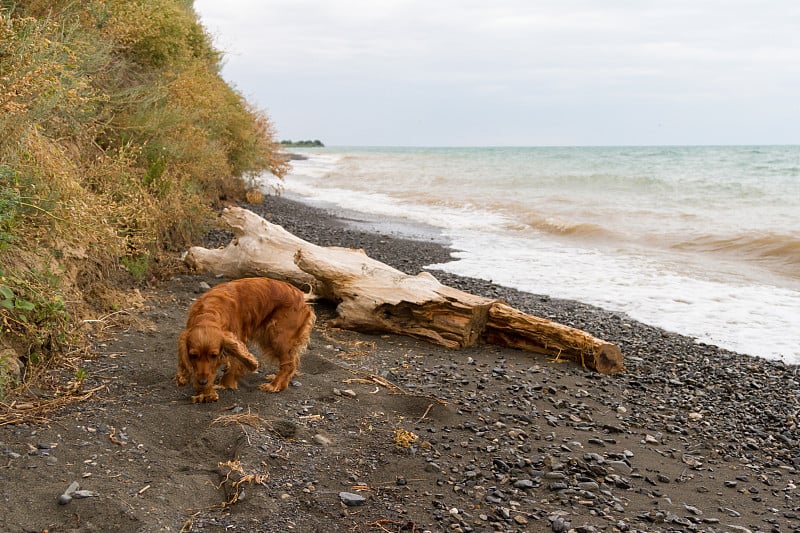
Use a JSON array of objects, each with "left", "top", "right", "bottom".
[
  {"left": 280, "top": 190, "right": 453, "bottom": 246},
  {"left": 255, "top": 194, "right": 789, "bottom": 363},
  {"left": 277, "top": 146, "right": 800, "bottom": 363}
]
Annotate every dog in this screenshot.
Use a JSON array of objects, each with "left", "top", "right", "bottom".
[{"left": 175, "top": 277, "right": 315, "bottom": 403}]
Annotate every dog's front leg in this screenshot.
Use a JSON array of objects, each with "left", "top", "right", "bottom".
[
  {"left": 176, "top": 331, "right": 192, "bottom": 387},
  {"left": 191, "top": 386, "right": 219, "bottom": 403},
  {"left": 175, "top": 366, "right": 191, "bottom": 387}
]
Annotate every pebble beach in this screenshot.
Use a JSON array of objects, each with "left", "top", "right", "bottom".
[
  {"left": 249, "top": 194, "right": 800, "bottom": 532},
  {"left": 1, "top": 193, "right": 798, "bottom": 533}
]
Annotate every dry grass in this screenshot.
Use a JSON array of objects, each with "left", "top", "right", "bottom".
[
  {"left": 393, "top": 428, "right": 419, "bottom": 448},
  {"left": 0, "top": 384, "right": 106, "bottom": 427},
  {"left": 216, "top": 458, "right": 268, "bottom": 507},
  {"left": 0, "top": 1, "right": 287, "bottom": 402}
]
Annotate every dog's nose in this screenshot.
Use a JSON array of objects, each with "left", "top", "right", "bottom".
[{"left": 197, "top": 378, "right": 208, "bottom": 385}]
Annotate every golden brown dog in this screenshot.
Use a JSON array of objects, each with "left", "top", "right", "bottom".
[{"left": 175, "top": 277, "right": 315, "bottom": 403}]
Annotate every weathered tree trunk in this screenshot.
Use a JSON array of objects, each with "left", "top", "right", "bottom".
[
  {"left": 293, "top": 244, "right": 493, "bottom": 349},
  {"left": 484, "top": 303, "right": 623, "bottom": 374},
  {"left": 185, "top": 207, "right": 624, "bottom": 374},
  {"left": 183, "top": 207, "right": 331, "bottom": 299}
]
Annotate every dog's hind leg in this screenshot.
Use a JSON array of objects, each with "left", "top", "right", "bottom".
[{"left": 258, "top": 307, "right": 314, "bottom": 393}]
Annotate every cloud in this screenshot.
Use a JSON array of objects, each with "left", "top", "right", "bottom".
[{"left": 195, "top": 0, "right": 800, "bottom": 145}]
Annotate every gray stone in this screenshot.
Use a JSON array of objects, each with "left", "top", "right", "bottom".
[
  {"left": 57, "top": 481, "right": 80, "bottom": 505},
  {"left": 312, "top": 434, "right": 333, "bottom": 446},
  {"left": 513, "top": 479, "right": 535, "bottom": 489},
  {"left": 338, "top": 491, "right": 366, "bottom": 506},
  {"left": 607, "top": 460, "right": 632, "bottom": 475}
]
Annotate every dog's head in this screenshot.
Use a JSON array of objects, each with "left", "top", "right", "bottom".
[
  {"left": 177, "top": 326, "right": 259, "bottom": 390},
  {"left": 177, "top": 325, "right": 226, "bottom": 388}
]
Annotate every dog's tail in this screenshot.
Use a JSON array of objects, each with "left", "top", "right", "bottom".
[{"left": 299, "top": 282, "right": 321, "bottom": 302}]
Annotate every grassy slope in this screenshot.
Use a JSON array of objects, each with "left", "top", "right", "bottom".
[{"left": 0, "top": 0, "right": 286, "bottom": 397}]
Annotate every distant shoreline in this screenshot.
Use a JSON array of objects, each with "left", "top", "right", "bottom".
[{"left": 280, "top": 140, "right": 324, "bottom": 148}]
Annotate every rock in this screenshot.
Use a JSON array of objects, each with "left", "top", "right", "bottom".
[
  {"left": 57, "top": 481, "right": 80, "bottom": 505},
  {"left": 513, "top": 479, "right": 535, "bottom": 489},
  {"left": 339, "top": 491, "right": 366, "bottom": 506},
  {"left": 683, "top": 504, "right": 702, "bottom": 515},
  {"left": 606, "top": 460, "right": 632, "bottom": 475},
  {"left": 550, "top": 516, "right": 570, "bottom": 532},
  {"left": 312, "top": 434, "right": 333, "bottom": 446},
  {"left": 424, "top": 462, "right": 441, "bottom": 473}
]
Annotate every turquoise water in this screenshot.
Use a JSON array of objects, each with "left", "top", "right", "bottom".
[{"left": 265, "top": 145, "right": 800, "bottom": 363}]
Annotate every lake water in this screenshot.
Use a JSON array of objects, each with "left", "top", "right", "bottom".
[{"left": 262, "top": 145, "right": 800, "bottom": 363}]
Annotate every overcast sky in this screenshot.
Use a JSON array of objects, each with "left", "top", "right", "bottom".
[{"left": 193, "top": 1, "right": 799, "bottom": 146}]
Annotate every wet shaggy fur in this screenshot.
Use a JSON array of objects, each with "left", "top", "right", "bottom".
[{"left": 175, "top": 277, "right": 315, "bottom": 403}]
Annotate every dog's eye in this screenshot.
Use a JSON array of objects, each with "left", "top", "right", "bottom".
[
  {"left": 189, "top": 353, "right": 199, "bottom": 360},
  {"left": 210, "top": 352, "right": 218, "bottom": 359}
]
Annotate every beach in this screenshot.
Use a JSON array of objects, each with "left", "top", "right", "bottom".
[{"left": 1, "top": 194, "right": 798, "bottom": 533}]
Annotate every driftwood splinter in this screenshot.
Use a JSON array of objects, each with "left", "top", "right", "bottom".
[{"left": 185, "top": 207, "right": 624, "bottom": 374}]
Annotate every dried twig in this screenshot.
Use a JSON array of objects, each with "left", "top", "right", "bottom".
[
  {"left": 416, "top": 403, "right": 434, "bottom": 423},
  {"left": 0, "top": 384, "right": 105, "bottom": 427},
  {"left": 210, "top": 407, "right": 267, "bottom": 446},
  {"left": 180, "top": 511, "right": 201, "bottom": 533},
  {"left": 318, "top": 324, "right": 377, "bottom": 357},
  {"left": 217, "top": 458, "right": 268, "bottom": 507},
  {"left": 364, "top": 519, "right": 418, "bottom": 533},
  {"left": 211, "top": 408, "right": 265, "bottom": 430}
]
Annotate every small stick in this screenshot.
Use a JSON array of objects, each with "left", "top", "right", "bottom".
[{"left": 416, "top": 403, "right": 434, "bottom": 423}]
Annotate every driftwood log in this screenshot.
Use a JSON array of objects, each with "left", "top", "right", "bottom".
[{"left": 185, "top": 207, "right": 624, "bottom": 374}]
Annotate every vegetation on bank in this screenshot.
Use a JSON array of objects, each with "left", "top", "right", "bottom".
[
  {"left": 0, "top": 0, "right": 287, "bottom": 398},
  {"left": 280, "top": 139, "right": 324, "bottom": 147}
]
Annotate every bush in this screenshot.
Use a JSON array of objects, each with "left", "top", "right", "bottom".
[{"left": 0, "top": 1, "right": 287, "bottom": 397}]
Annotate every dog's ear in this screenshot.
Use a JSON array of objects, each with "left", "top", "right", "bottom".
[
  {"left": 175, "top": 330, "right": 192, "bottom": 386},
  {"left": 221, "top": 332, "right": 259, "bottom": 373}
]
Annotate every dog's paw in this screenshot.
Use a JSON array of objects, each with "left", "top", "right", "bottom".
[
  {"left": 175, "top": 373, "right": 189, "bottom": 387},
  {"left": 191, "top": 390, "right": 219, "bottom": 403},
  {"left": 258, "top": 381, "right": 286, "bottom": 393}
]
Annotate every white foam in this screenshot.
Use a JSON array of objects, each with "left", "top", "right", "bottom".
[
  {"left": 279, "top": 174, "right": 511, "bottom": 232},
  {"left": 270, "top": 148, "right": 800, "bottom": 364},
  {"left": 427, "top": 230, "right": 800, "bottom": 363},
  {"left": 288, "top": 153, "right": 344, "bottom": 178}
]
